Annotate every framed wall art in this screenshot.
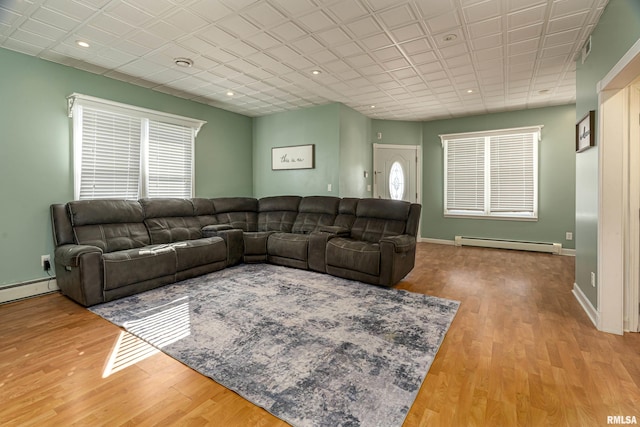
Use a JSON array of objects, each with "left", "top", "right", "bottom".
[
  {"left": 272, "top": 144, "right": 315, "bottom": 170},
  {"left": 576, "top": 110, "right": 595, "bottom": 152}
]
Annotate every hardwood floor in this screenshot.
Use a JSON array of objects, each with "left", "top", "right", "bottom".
[{"left": 1, "top": 243, "right": 639, "bottom": 426}]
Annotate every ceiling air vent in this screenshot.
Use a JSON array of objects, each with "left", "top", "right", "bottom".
[{"left": 581, "top": 36, "right": 592, "bottom": 64}]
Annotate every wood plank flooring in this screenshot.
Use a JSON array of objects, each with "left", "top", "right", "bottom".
[{"left": 1, "top": 243, "right": 639, "bottom": 426}]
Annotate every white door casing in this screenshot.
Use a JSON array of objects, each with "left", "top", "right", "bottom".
[{"left": 373, "top": 144, "right": 421, "bottom": 204}]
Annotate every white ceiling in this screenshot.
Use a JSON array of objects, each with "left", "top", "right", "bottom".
[{"left": 0, "top": 0, "right": 608, "bottom": 121}]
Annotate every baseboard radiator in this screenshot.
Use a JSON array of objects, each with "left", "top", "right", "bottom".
[{"left": 454, "top": 236, "right": 562, "bottom": 255}]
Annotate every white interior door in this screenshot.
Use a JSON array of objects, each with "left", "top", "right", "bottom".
[{"left": 373, "top": 144, "right": 420, "bottom": 203}]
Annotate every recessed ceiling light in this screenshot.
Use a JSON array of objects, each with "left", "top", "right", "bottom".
[
  {"left": 467, "top": 89, "right": 473, "bottom": 93},
  {"left": 442, "top": 34, "right": 457, "bottom": 42},
  {"left": 311, "top": 70, "right": 321, "bottom": 75},
  {"left": 174, "top": 57, "right": 193, "bottom": 68},
  {"left": 226, "top": 91, "right": 234, "bottom": 96},
  {"left": 370, "top": 105, "right": 376, "bottom": 109},
  {"left": 538, "top": 89, "right": 551, "bottom": 94},
  {"left": 76, "top": 40, "right": 90, "bottom": 48}
]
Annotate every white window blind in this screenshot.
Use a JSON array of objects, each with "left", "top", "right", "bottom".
[
  {"left": 445, "top": 136, "right": 485, "bottom": 213},
  {"left": 441, "top": 126, "right": 540, "bottom": 220},
  {"left": 147, "top": 120, "right": 193, "bottom": 198},
  {"left": 69, "top": 93, "right": 205, "bottom": 200},
  {"left": 78, "top": 108, "right": 141, "bottom": 200}
]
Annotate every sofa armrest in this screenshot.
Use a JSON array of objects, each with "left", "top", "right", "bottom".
[
  {"left": 202, "top": 224, "right": 234, "bottom": 236},
  {"left": 379, "top": 235, "right": 416, "bottom": 253},
  {"left": 55, "top": 244, "right": 103, "bottom": 268},
  {"left": 317, "top": 225, "right": 350, "bottom": 236}
]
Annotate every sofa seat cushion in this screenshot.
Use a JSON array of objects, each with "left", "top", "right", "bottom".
[
  {"left": 170, "top": 237, "right": 226, "bottom": 272},
  {"left": 243, "top": 231, "right": 273, "bottom": 255},
  {"left": 103, "top": 245, "right": 176, "bottom": 291},
  {"left": 325, "top": 238, "right": 380, "bottom": 276},
  {"left": 268, "top": 233, "right": 309, "bottom": 261}
]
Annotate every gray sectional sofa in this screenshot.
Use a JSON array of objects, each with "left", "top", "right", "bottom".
[{"left": 51, "top": 196, "right": 421, "bottom": 306}]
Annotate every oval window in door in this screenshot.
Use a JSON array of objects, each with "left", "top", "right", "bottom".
[{"left": 389, "top": 161, "right": 405, "bottom": 200}]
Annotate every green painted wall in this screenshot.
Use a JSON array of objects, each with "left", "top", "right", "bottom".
[
  {"left": 421, "top": 105, "right": 576, "bottom": 249},
  {"left": 339, "top": 105, "right": 371, "bottom": 198},
  {"left": 252, "top": 104, "right": 341, "bottom": 197},
  {"left": 0, "top": 47, "right": 253, "bottom": 287},
  {"left": 575, "top": 0, "right": 640, "bottom": 307},
  {"left": 371, "top": 120, "right": 422, "bottom": 147}
]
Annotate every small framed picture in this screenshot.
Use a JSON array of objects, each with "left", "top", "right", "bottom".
[
  {"left": 576, "top": 110, "right": 595, "bottom": 152},
  {"left": 272, "top": 144, "right": 315, "bottom": 170}
]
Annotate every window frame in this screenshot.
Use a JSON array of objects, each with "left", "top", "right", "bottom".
[
  {"left": 68, "top": 93, "right": 205, "bottom": 201},
  {"left": 441, "top": 126, "right": 542, "bottom": 221}
]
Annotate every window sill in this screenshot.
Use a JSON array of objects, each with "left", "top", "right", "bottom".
[{"left": 444, "top": 212, "right": 538, "bottom": 222}]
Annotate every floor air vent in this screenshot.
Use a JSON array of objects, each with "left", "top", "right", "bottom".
[{"left": 454, "top": 236, "right": 562, "bottom": 255}]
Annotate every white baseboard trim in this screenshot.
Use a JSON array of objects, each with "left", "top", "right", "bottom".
[
  {"left": 0, "top": 278, "right": 59, "bottom": 304},
  {"left": 418, "top": 238, "right": 455, "bottom": 245},
  {"left": 419, "top": 237, "right": 576, "bottom": 256},
  {"left": 572, "top": 282, "right": 599, "bottom": 329}
]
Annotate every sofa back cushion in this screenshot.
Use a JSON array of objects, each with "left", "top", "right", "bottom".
[
  {"left": 191, "top": 198, "right": 218, "bottom": 227},
  {"left": 212, "top": 197, "right": 259, "bottom": 231},
  {"left": 350, "top": 199, "right": 411, "bottom": 242},
  {"left": 141, "top": 198, "right": 202, "bottom": 244},
  {"left": 68, "top": 200, "right": 150, "bottom": 252},
  {"left": 334, "top": 198, "right": 359, "bottom": 229},
  {"left": 258, "top": 196, "right": 301, "bottom": 232},
  {"left": 291, "top": 196, "right": 339, "bottom": 234}
]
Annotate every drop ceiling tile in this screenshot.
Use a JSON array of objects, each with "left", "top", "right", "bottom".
[
  {"left": 315, "top": 26, "right": 351, "bottom": 46},
  {"left": 416, "top": 61, "right": 443, "bottom": 74},
  {"left": 20, "top": 17, "right": 67, "bottom": 40},
  {"left": 547, "top": 11, "right": 589, "bottom": 34},
  {"left": 367, "top": 0, "right": 410, "bottom": 12},
  {"left": 542, "top": 43, "right": 573, "bottom": 57},
  {"left": 197, "top": 26, "right": 238, "bottom": 47},
  {"left": 165, "top": 9, "right": 210, "bottom": 33},
  {"left": 344, "top": 53, "right": 376, "bottom": 68},
  {"left": 543, "top": 28, "right": 580, "bottom": 47},
  {"left": 326, "top": 1, "right": 368, "bottom": 23},
  {"left": 270, "top": 21, "right": 308, "bottom": 42},
  {"left": 105, "top": 2, "right": 154, "bottom": 27},
  {"left": 462, "top": 0, "right": 501, "bottom": 24},
  {"left": 246, "top": 32, "right": 281, "bottom": 50},
  {"left": 32, "top": 7, "right": 82, "bottom": 31},
  {"left": 218, "top": 15, "right": 261, "bottom": 38},
  {"left": 432, "top": 28, "right": 465, "bottom": 48},
  {"left": 379, "top": 4, "right": 416, "bottom": 29},
  {"left": 391, "top": 67, "right": 417, "bottom": 79},
  {"left": 10, "top": 28, "right": 53, "bottom": 49},
  {"left": 414, "top": 0, "right": 455, "bottom": 19},
  {"left": 549, "top": 0, "right": 593, "bottom": 18},
  {"left": 76, "top": 25, "right": 121, "bottom": 46},
  {"left": 333, "top": 41, "right": 364, "bottom": 57},
  {"left": 372, "top": 45, "right": 403, "bottom": 61},
  {"left": 508, "top": 23, "right": 543, "bottom": 43},
  {"left": 509, "top": 51, "right": 537, "bottom": 64},
  {"left": 345, "top": 16, "right": 382, "bottom": 38},
  {"left": 146, "top": 20, "right": 184, "bottom": 41},
  {"left": 410, "top": 50, "right": 438, "bottom": 64},
  {"left": 508, "top": 4, "right": 546, "bottom": 30},
  {"left": 188, "top": 0, "right": 234, "bottom": 23},
  {"left": 224, "top": 41, "right": 259, "bottom": 58},
  {"left": 122, "top": 0, "right": 175, "bottom": 17},
  {"left": 425, "top": 10, "right": 460, "bottom": 34},
  {"left": 382, "top": 57, "right": 410, "bottom": 71},
  {"left": 399, "top": 37, "right": 431, "bottom": 54},
  {"left": 391, "top": 22, "right": 426, "bottom": 43},
  {"left": 440, "top": 42, "right": 469, "bottom": 58},
  {"left": 471, "top": 33, "right": 501, "bottom": 50},
  {"left": 297, "top": 10, "right": 336, "bottom": 32},
  {"left": 245, "top": 2, "right": 287, "bottom": 28},
  {"left": 306, "top": 49, "right": 339, "bottom": 64},
  {"left": 507, "top": 38, "right": 539, "bottom": 55},
  {"left": 220, "top": 0, "right": 260, "bottom": 12},
  {"left": 468, "top": 16, "right": 502, "bottom": 38},
  {"left": 44, "top": 0, "right": 97, "bottom": 21},
  {"left": 360, "top": 32, "right": 394, "bottom": 50}
]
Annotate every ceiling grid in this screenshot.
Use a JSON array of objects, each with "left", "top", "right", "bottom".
[{"left": 0, "top": 0, "right": 609, "bottom": 120}]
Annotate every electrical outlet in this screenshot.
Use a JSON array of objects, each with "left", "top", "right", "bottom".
[
  {"left": 591, "top": 271, "right": 596, "bottom": 287},
  {"left": 565, "top": 232, "right": 573, "bottom": 241},
  {"left": 41, "top": 254, "right": 51, "bottom": 270}
]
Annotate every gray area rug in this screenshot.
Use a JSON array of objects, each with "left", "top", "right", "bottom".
[{"left": 90, "top": 264, "right": 459, "bottom": 427}]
